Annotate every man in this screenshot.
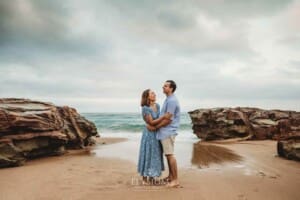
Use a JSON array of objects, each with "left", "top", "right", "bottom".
[{"left": 147, "top": 80, "right": 180, "bottom": 187}]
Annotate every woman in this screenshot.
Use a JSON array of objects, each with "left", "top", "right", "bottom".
[{"left": 137, "top": 89, "right": 172, "bottom": 184}]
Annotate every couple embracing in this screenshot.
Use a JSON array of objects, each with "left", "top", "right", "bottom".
[{"left": 138, "top": 80, "right": 180, "bottom": 188}]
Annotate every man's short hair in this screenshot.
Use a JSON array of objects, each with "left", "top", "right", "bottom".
[{"left": 166, "top": 80, "right": 177, "bottom": 93}]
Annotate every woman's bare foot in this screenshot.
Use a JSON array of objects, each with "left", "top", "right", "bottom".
[
  {"left": 148, "top": 177, "right": 155, "bottom": 185},
  {"left": 162, "top": 176, "right": 172, "bottom": 183},
  {"left": 142, "top": 177, "right": 149, "bottom": 185}
]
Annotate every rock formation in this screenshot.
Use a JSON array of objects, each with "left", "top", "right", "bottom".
[
  {"left": 0, "top": 98, "right": 98, "bottom": 168},
  {"left": 189, "top": 107, "right": 300, "bottom": 161},
  {"left": 189, "top": 107, "right": 300, "bottom": 140},
  {"left": 277, "top": 136, "right": 300, "bottom": 161}
]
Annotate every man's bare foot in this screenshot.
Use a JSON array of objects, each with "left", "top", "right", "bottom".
[{"left": 166, "top": 180, "right": 180, "bottom": 188}]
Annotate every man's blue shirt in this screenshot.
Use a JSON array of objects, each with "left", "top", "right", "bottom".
[{"left": 157, "top": 94, "right": 180, "bottom": 140}]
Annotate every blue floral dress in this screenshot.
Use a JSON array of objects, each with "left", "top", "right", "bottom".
[{"left": 137, "top": 104, "right": 164, "bottom": 177}]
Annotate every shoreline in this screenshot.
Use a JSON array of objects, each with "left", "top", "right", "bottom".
[{"left": 0, "top": 137, "right": 299, "bottom": 200}]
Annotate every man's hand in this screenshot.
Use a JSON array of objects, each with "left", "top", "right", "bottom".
[
  {"left": 146, "top": 124, "right": 156, "bottom": 132},
  {"left": 163, "top": 112, "right": 173, "bottom": 119}
]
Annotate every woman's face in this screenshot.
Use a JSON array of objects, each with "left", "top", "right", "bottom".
[{"left": 148, "top": 90, "right": 156, "bottom": 102}]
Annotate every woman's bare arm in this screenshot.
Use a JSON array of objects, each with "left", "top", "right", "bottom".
[
  {"left": 144, "top": 113, "right": 171, "bottom": 126},
  {"left": 146, "top": 118, "right": 171, "bottom": 131},
  {"left": 154, "top": 118, "right": 171, "bottom": 129}
]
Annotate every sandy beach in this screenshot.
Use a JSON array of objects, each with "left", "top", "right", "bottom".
[
  {"left": 0, "top": 137, "right": 299, "bottom": 200},
  {"left": 1, "top": 0, "right": 299, "bottom": 199}
]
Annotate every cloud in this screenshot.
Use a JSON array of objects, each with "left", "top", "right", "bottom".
[
  {"left": 0, "top": 0, "right": 299, "bottom": 112},
  {"left": 0, "top": 0, "right": 112, "bottom": 67}
]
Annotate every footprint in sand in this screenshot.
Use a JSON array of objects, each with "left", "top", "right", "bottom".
[
  {"left": 238, "top": 194, "right": 248, "bottom": 200},
  {"left": 94, "top": 169, "right": 104, "bottom": 173},
  {"left": 269, "top": 174, "right": 281, "bottom": 179},
  {"left": 60, "top": 185, "right": 72, "bottom": 190},
  {"left": 94, "top": 185, "right": 116, "bottom": 191},
  {"left": 257, "top": 171, "right": 266, "bottom": 177}
]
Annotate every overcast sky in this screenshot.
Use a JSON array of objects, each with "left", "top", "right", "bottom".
[{"left": 0, "top": 0, "right": 299, "bottom": 112}]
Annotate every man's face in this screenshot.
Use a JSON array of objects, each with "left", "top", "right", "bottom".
[{"left": 162, "top": 82, "right": 172, "bottom": 94}]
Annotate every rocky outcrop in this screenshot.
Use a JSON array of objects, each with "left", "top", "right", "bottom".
[
  {"left": 188, "top": 107, "right": 300, "bottom": 141},
  {"left": 189, "top": 107, "right": 300, "bottom": 162},
  {"left": 277, "top": 136, "right": 300, "bottom": 161},
  {"left": 0, "top": 98, "right": 98, "bottom": 168}
]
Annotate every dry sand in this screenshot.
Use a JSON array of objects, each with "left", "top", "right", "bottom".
[{"left": 0, "top": 137, "right": 299, "bottom": 200}]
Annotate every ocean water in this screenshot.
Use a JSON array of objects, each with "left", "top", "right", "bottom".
[{"left": 82, "top": 112, "right": 199, "bottom": 142}]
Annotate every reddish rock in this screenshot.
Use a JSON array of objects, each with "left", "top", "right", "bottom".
[
  {"left": 277, "top": 136, "right": 300, "bottom": 161},
  {"left": 0, "top": 98, "right": 98, "bottom": 168},
  {"left": 189, "top": 107, "right": 300, "bottom": 141},
  {"left": 189, "top": 107, "right": 300, "bottom": 161}
]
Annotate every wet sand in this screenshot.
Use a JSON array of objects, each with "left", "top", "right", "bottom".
[{"left": 0, "top": 137, "right": 299, "bottom": 200}]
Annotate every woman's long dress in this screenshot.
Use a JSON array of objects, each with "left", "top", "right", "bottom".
[{"left": 137, "top": 104, "right": 164, "bottom": 177}]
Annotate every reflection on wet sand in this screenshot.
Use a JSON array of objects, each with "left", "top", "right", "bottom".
[{"left": 191, "top": 141, "right": 243, "bottom": 168}]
